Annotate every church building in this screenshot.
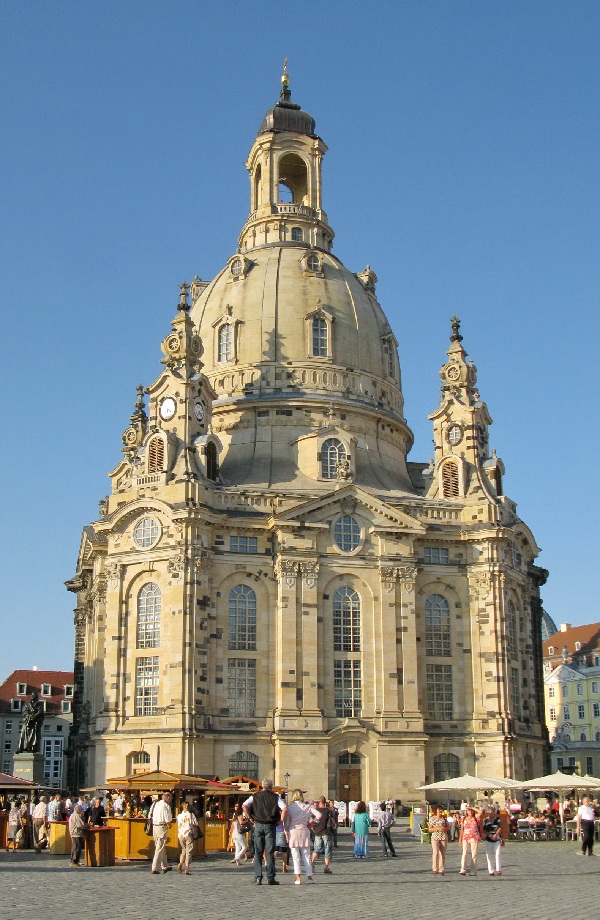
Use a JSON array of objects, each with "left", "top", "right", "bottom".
[{"left": 67, "top": 70, "right": 548, "bottom": 800}]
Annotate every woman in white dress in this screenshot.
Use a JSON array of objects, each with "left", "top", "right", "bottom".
[{"left": 284, "top": 790, "right": 320, "bottom": 885}]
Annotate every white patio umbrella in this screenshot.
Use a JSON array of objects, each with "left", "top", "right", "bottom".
[
  {"left": 415, "top": 772, "right": 518, "bottom": 792},
  {"left": 519, "top": 771, "right": 600, "bottom": 791}
]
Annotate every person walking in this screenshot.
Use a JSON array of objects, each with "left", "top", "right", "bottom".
[
  {"left": 231, "top": 809, "right": 249, "bottom": 866},
  {"left": 377, "top": 802, "right": 397, "bottom": 857},
  {"left": 151, "top": 793, "right": 173, "bottom": 874},
  {"left": 577, "top": 795, "right": 595, "bottom": 856},
  {"left": 459, "top": 806, "right": 481, "bottom": 875},
  {"left": 481, "top": 805, "right": 504, "bottom": 875},
  {"left": 243, "top": 778, "right": 286, "bottom": 886},
  {"left": 176, "top": 800, "right": 198, "bottom": 875},
  {"left": 284, "top": 789, "right": 320, "bottom": 885},
  {"left": 311, "top": 796, "right": 334, "bottom": 874},
  {"left": 68, "top": 805, "right": 86, "bottom": 867},
  {"left": 428, "top": 805, "right": 449, "bottom": 875},
  {"left": 328, "top": 800, "right": 339, "bottom": 847},
  {"left": 352, "top": 801, "right": 370, "bottom": 858}
]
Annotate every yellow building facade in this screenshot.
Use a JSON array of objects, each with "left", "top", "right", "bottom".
[{"left": 67, "top": 75, "right": 548, "bottom": 800}]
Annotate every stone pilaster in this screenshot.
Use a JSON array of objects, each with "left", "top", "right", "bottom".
[{"left": 274, "top": 557, "right": 301, "bottom": 722}]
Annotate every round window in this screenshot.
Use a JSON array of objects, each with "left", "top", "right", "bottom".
[
  {"left": 133, "top": 517, "right": 160, "bottom": 548},
  {"left": 333, "top": 515, "right": 362, "bottom": 553},
  {"left": 447, "top": 424, "right": 463, "bottom": 446}
]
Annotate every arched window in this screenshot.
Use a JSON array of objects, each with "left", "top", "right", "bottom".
[
  {"left": 442, "top": 460, "right": 460, "bottom": 498},
  {"left": 333, "top": 515, "right": 361, "bottom": 553},
  {"left": 312, "top": 317, "right": 328, "bottom": 356},
  {"left": 507, "top": 601, "right": 518, "bottom": 660},
  {"left": 132, "top": 751, "right": 150, "bottom": 766},
  {"left": 425, "top": 595, "right": 451, "bottom": 657},
  {"left": 147, "top": 436, "right": 164, "bottom": 473},
  {"left": 136, "top": 583, "right": 161, "bottom": 648},
  {"left": 333, "top": 588, "right": 361, "bottom": 651},
  {"left": 228, "top": 585, "right": 257, "bottom": 650},
  {"left": 291, "top": 227, "right": 303, "bottom": 242},
  {"left": 321, "top": 438, "right": 346, "bottom": 479},
  {"left": 206, "top": 442, "right": 218, "bottom": 481},
  {"left": 229, "top": 750, "right": 259, "bottom": 780},
  {"left": 306, "top": 253, "right": 320, "bottom": 272},
  {"left": 433, "top": 753, "right": 460, "bottom": 782},
  {"left": 218, "top": 323, "right": 233, "bottom": 362}
]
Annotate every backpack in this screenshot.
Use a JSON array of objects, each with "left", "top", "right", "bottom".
[{"left": 326, "top": 809, "right": 337, "bottom": 834}]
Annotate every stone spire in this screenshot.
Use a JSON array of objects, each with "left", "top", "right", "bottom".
[
  {"left": 437, "top": 315, "right": 479, "bottom": 404},
  {"left": 121, "top": 384, "right": 148, "bottom": 457},
  {"left": 160, "top": 282, "right": 204, "bottom": 377}
]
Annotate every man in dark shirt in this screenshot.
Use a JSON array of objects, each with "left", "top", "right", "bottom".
[
  {"left": 87, "top": 796, "right": 106, "bottom": 827},
  {"left": 243, "top": 779, "right": 286, "bottom": 886}
]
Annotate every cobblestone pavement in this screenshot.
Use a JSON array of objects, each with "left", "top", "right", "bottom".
[{"left": 0, "top": 827, "right": 597, "bottom": 920}]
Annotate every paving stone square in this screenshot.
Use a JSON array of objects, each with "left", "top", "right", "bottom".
[{"left": 1, "top": 827, "right": 597, "bottom": 920}]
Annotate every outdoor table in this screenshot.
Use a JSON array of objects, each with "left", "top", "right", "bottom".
[
  {"left": 84, "top": 826, "right": 116, "bottom": 866},
  {"left": 49, "top": 820, "right": 71, "bottom": 855}
]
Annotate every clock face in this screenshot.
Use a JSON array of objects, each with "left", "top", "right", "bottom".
[
  {"left": 194, "top": 402, "right": 205, "bottom": 422},
  {"left": 447, "top": 425, "right": 463, "bottom": 446},
  {"left": 160, "top": 397, "right": 176, "bottom": 421}
]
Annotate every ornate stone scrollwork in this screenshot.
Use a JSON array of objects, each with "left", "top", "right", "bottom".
[
  {"left": 168, "top": 554, "right": 185, "bottom": 576},
  {"left": 276, "top": 558, "right": 299, "bottom": 588},
  {"left": 380, "top": 565, "right": 397, "bottom": 592},
  {"left": 469, "top": 570, "right": 493, "bottom": 599},
  {"left": 299, "top": 561, "right": 319, "bottom": 588},
  {"left": 92, "top": 576, "right": 107, "bottom": 606},
  {"left": 105, "top": 562, "right": 120, "bottom": 591},
  {"left": 397, "top": 564, "right": 417, "bottom": 592}
]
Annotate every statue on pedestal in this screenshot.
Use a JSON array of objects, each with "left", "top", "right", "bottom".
[{"left": 16, "top": 691, "right": 45, "bottom": 753}]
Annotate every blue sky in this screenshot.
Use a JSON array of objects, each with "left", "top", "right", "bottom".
[{"left": 1, "top": 1, "right": 598, "bottom": 680}]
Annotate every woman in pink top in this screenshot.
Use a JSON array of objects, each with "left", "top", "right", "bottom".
[
  {"left": 459, "top": 806, "right": 481, "bottom": 875},
  {"left": 283, "top": 790, "right": 320, "bottom": 885}
]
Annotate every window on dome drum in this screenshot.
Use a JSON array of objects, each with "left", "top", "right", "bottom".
[
  {"left": 312, "top": 317, "right": 328, "bottom": 356},
  {"left": 433, "top": 753, "right": 460, "bottom": 783},
  {"left": 549, "top": 707, "right": 556, "bottom": 721},
  {"left": 334, "top": 659, "right": 362, "bottom": 717},
  {"left": 510, "top": 668, "right": 520, "bottom": 717},
  {"left": 306, "top": 253, "right": 320, "bottom": 272},
  {"left": 148, "top": 437, "right": 164, "bottom": 473},
  {"left": 423, "top": 547, "right": 449, "bottom": 565},
  {"left": 228, "top": 585, "right": 257, "bottom": 651},
  {"left": 133, "top": 517, "right": 160, "bottom": 548},
  {"left": 206, "top": 442, "right": 218, "bottom": 481},
  {"left": 338, "top": 752, "right": 361, "bottom": 765},
  {"left": 334, "top": 515, "right": 361, "bottom": 553},
  {"left": 425, "top": 595, "right": 451, "bottom": 657},
  {"left": 227, "top": 659, "right": 256, "bottom": 717},
  {"left": 442, "top": 460, "right": 459, "bottom": 498},
  {"left": 507, "top": 601, "right": 518, "bottom": 660},
  {"left": 321, "top": 438, "right": 345, "bottom": 479},
  {"left": 218, "top": 323, "right": 233, "bottom": 362},
  {"left": 333, "top": 588, "right": 361, "bottom": 652},
  {"left": 229, "top": 750, "right": 259, "bottom": 780},
  {"left": 426, "top": 664, "right": 453, "bottom": 720},
  {"left": 291, "top": 227, "right": 303, "bottom": 242},
  {"left": 135, "top": 657, "right": 159, "bottom": 716},
  {"left": 578, "top": 704, "right": 585, "bottom": 719},
  {"left": 137, "top": 582, "right": 161, "bottom": 648},
  {"left": 132, "top": 751, "right": 150, "bottom": 766},
  {"left": 230, "top": 536, "right": 258, "bottom": 554}
]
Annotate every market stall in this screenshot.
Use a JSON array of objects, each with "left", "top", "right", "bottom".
[{"left": 0, "top": 771, "right": 39, "bottom": 849}]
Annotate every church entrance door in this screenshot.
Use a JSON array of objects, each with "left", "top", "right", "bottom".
[{"left": 338, "top": 767, "right": 361, "bottom": 802}]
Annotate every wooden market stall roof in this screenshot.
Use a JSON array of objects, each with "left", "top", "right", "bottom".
[
  {"left": 219, "top": 775, "right": 287, "bottom": 794},
  {"left": 102, "top": 769, "right": 240, "bottom": 793},
  {"left": 0, "top": 771, "right": 39, "bottom": 791}
]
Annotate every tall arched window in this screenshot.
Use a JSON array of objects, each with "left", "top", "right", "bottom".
[
  {"left": 218, "top": 323, "right": 233, "bottom": 362},
  {"left": 433, "top": 753, "right": 460, "bottom": 782},
  {"left": 333, "top": 588, "right": 361, "bottom": 651},
  {"left": 442, "top": 460, "right": 460, "bottom": 498},
  {"left": 425, "top": 595, "right": 451, "bottom": 656},
  {"left": 206, "top": 442, "right": 218, "bottom": 481},
  {"left": 147, "top": 436, "right": 164, "bottom": 473},
  {"left": 229, "top": 750, "right": 259, "bottom": 780},
  {"left": 136, "top": 583, "right": 161, "bottom": 649},
  {"left": 312, "top": 317, "right": 328, "bottom": 356},
  {"left": 506, "top": 601, "right": 518, "bottom": 660},
  {"left": 321, "top": 438, "right": 346, "bottom": 479},
  {"left": 228, "top": 585, "right": 257, "bottom": 650}
]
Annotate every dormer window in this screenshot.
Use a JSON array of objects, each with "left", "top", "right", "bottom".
[
  {"left": 11, "top": 699, "right": 21, "bottom": 712},
  {"left": 17, "top": 682, "right": 26, "bottom": 696},
  {"left": 548, "top": 646, "right": 554, "bottom": 655},
  {"left": 321, "top": 438, "right": 346, "bottom": 480},
  {"left": 306, "top": 253, "right": 321, "bottom": 273},
  {"left": 312, "top": 317, "right": 328, "bottom": 356},
  {"left": 218, "top": 323, "right": 233, "bottom": 362},
  {"left": 41, "top": 683, "right": 51, "bottom": 697},
  {"left": 575, "top": 641, "right": 581, "bottom": 651},
  {"left": 230, "top": 258, "right": 244, "bottom": 277},
  {"left": 64, "top": 685, "right": 74, "bottom": 697},
  {"left": 61, "top": 700, "right": 72, "bottom": 713}
]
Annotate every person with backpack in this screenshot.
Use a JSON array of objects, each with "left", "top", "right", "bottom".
[
  {"left": 311, "top": 795, "right": 335, "bottom": 874},
  {"left": 242, "top": 778, "right": 287, "bottom": 886}
]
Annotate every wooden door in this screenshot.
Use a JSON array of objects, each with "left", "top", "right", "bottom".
[{"left": 338, "top": 767, "right": 361, "bottom": 802}]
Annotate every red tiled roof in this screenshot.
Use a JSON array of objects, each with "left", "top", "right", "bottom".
[
  {"left": 0, "top": 669, "right": 74, "bottom": 715},
  {"left": 543, "top": 623, "right": 600, "bottom": 659}
]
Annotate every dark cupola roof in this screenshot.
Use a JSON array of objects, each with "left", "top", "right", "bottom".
[{"left": 258, "top": 60, "right": 316, "bottom": 138}]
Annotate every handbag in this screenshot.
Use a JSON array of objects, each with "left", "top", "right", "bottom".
[
  {"left": 191, "top": 823, "right": 203, "bottom": 840},
  {"left": 144, "top": 802, "right": 155, "bottom": 837}
]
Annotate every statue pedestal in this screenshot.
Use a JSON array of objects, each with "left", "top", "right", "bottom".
[{"left": 13, "top": 752, "right": 45, "bottom": 785}]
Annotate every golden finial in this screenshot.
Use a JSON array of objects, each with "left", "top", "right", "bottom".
[{"left": 281, "top": 58, "right": 289, "bottom": 87}]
